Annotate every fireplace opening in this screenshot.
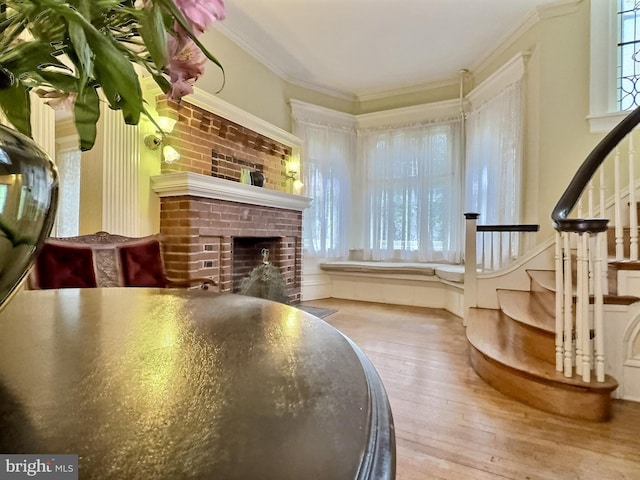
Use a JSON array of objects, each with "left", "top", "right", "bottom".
[{"left": 232, "top": 236, "right": 283, "bottom": 294}]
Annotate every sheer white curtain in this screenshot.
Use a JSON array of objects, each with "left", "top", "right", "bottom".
[
  {"left": 53, "top": 147, "right": 81, "bottom": 237},
  {"left": 358, "top": 119, "right": 463, "bottom": 263},
  {"left": 292, "top": 120, "right": 355, "bottom": 259},
  {"left": 465, "top": 79, "right": 523, "bottom": 224},
  {"left": 465, "top": 79, "right": 524, "bottom": 268}
]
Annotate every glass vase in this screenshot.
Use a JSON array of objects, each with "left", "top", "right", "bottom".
[{"left": 0, "top": 124, "right": 59, "bottom": 311}]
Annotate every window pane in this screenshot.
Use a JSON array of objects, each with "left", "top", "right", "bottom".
[{"left": 618, "top": 0, "right": 640, "bottom": 110}]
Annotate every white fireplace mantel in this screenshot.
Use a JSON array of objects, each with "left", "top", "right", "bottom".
[{"left": 151, "top": 172, "right": 312, "bottom": 212}]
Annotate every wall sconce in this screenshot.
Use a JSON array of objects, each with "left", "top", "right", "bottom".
[
  {"left": 285, "top": 159, "right": 304, "bottom": 193},
  {"left": 144, "top": 116, "right": 180, "bottom": 164}
]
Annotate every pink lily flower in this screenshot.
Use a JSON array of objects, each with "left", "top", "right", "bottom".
[
  {"left": 166, "top": 35, "right": 207, "bottom": 99},
  {"left": 174, "top": 0, "right": 226, "bottom": 34}
]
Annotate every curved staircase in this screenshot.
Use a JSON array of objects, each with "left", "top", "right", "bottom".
[{"left": 466, "top": 269, "right": 619, "bottom": 422}]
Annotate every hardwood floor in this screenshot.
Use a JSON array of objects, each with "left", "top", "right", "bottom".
[{"left": 301, "top": 298, "right": 640, "bottom": 480}]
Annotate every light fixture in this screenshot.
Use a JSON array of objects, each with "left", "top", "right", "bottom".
[
  {"left": 285, "top": 159, "right": 304, "bottom": 193},
  {"left": 144, "top": 115, "right": 180, "bottom": 164},
  {"left": 161, "top": 145, "right": 181, "bottom": 164}
]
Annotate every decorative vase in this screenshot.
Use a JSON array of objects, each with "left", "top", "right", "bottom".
[
  {"left": 0, "top": 124, "right": 59, "bottom": 311},
  {"left": 250, "top": 170, "right": 265, "bottom": 187}
]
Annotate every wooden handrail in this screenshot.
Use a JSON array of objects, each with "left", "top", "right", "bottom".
[
  {"left": 552, "top": 106, "right": 640, "bottom": 233},
  {"left": 476, "top": 224, "right": 539, "bottom": 233}
]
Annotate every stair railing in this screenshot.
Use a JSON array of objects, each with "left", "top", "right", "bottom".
[
  {"left": 463, "top": 212, "right": 540, "bottom": 320},
  {"left": 552, "top": 106, "right": 640, "bottom": 383}
]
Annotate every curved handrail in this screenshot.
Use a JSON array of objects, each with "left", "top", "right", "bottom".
[{"left": 552, "top": 106, "right": 640, "bottom": 233}]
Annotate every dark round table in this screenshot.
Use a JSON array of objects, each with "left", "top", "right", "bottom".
[{"left": 0, "top": 288, "right": 395, "bottom": 479}]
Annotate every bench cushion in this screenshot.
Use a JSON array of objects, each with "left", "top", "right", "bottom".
[{"left": 319, "top": 261, "right": 465, "bottom": 283}]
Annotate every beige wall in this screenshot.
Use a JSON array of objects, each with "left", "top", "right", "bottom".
[{"left": 197, "top": 28, "right": 292, "bottom": 131}]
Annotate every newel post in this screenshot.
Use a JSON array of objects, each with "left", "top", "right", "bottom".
[{"left": 463, "top": 213, "right": 480, "bottom": 326}]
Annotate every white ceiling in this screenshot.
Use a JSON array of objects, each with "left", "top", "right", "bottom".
[{"left": 217, "top": 0, "right": 558, "bottom": 100}]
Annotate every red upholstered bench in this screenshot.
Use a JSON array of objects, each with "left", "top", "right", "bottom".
[{"left": 28, "top": 231, "right": 216, "bottom": 290}]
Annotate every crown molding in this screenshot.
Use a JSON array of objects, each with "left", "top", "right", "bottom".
[
  {"left": 215, "top": 24, "right": 357, "bottom": 102},
  {"left": 467, "top": 52, "right": 529, "bottom": 106},
  {"left": 290, "top": 99, "right": 357, "bottom": 129},
  {"left": 356, "top": 76, "right": 460, "bottom": 103},
  {"left": 356, "top": 99, "right": 460, "bottom": 130},
  {"left": 537, "top": 0, "right": 582, "bottom": 20}
]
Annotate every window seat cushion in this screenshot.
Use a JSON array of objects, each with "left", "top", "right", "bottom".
[{"left": 319, "top": 261, "right": 465, "bottom": 283}]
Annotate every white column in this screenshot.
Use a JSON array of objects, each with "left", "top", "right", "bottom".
[
  {"left": 29, "top": 94, "right": 57, "bottom": 160},
  {"left": 101, "top": 108, "right": 140, "bottom": 236}
]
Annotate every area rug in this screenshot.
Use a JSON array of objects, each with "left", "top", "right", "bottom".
[{"left": 296, "top": 305, "right": 337, "bottom": 319}]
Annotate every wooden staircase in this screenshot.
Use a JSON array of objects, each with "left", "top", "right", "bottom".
[{"left": 466, "top": 269, "right": 620, "bottom": 422}]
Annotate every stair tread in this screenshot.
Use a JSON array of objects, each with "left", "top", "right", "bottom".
[
  {"left": 609, "top": 259, "right": 640, "bottom": 270},
  {"left": 527, "top": 269, "right": 556, "bottom": 292},
  {"left": 466, "top": 307, "right": 618, "bottom": 391},
  {"left": 530, "top": 267, "right": 640, "bottom": 305},
  {"left": 497, "top": 289, "right": 554, "bottom": 334}
]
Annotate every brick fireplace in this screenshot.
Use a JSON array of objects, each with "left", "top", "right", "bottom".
[
  {"left": 147, "top": 93, "right": 311, "bottom": 303},
  {"left": 152, "top": 173, "right": 310, "bottom": 304}
]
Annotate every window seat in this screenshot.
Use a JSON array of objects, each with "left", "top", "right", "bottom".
[{"left": 319, "top": 261, "right": 465, "bottom": 283}]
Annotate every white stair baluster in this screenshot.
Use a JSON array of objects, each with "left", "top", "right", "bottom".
[
  {"left": 629, "top": 134, "right": 638, "bottom": 260},
  {"left": 615, "top": 146, "right": 624, "bottom": 259},
  {"left": 594, "top": 231, "right": 606, "bottom": 382},
  {"left": 576, "top": 233, "right": 588, "bottom": 377},
  {"left": 563, "top": 232, "right": 574, "bottom": 377},
  {"left": 600, "top": 168, "right": 609, "bottom": 294},
  {"left": 555, "top": 232, "right": 564, "bottom": 372},
  {"left": 580, "top": 233, "right": 591, "bottom": 382}
]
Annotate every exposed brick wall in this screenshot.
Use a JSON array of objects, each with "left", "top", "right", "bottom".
[
  {"left": 159, "top": 197, "right": 303, "bottom": 304},
  {"left": 153, "top": 96, "right": 303, "bottom": 303},
  {"left": 156, "top": 97, "right": 291, "bottom": 191}
]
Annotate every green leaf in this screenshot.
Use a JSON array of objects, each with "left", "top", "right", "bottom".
[
  {"left": 0, "top": 41, "right": 63, "bottom": 80},
  {"left": 138, "top": 3, "right": 168, "bottom": 70},
  {"left": 0, "top": 81, "right": 31, "bottom": 138},
  {"left": 68, "top": 17, "right": 92, "bottom": 99},
  {"left": 73, "top": 84, "right": 100, "bottom": 151},
  {"left": 151, "top": 72, "right": 170, "bottom": 94},
  {"left": 31, "top": 69, "right": 79, "bottom": 93},
  {"left": 51, "top": 4, "right": 144, "bottom": 124}
]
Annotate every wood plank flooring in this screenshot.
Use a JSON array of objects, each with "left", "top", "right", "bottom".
[{"left": 301, "top": 298, "right": 640, "bottom": 480}]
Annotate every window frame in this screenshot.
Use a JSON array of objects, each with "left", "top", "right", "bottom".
[{"left": 589, "top": 0, "right": 629, "bottom": 132}]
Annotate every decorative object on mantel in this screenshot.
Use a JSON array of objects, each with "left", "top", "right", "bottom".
[
  {"left": 240, "top": 168, "right": 251, "bottom": 184},
  {"left": 250, "top": 170, "right": 265, "bottom": 187},
  {"left": 0, "top": 0, "right": 226, "bottom": 151},
  {"left": 0, "top": 124, "right": 58, "bottom": 312}
]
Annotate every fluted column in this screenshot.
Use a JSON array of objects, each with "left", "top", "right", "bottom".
[
  {"left": 101, "top": 107, "right": 141, "bottom": 236},
  {"left": 29, "top": 94, "right": 57, "bottom": 159}
]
